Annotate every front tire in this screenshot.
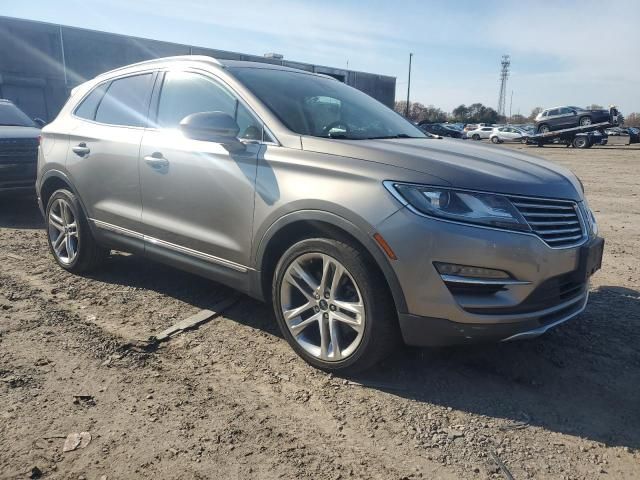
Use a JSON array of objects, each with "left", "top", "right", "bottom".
[
  {"left": 538, "top": 124, "right": 550, "bottom": 134},
  {"left": 272, "top": 238, "right": 398, "bottom": 374},
  {"left": 491, "top": 136, "right": 500, "bottom": 144},
  {"left": 472, "top": 134, "right": 480, "bottom": 140},
  {"left": 46, "top": 189, "right": 108, "bottom": 272}
]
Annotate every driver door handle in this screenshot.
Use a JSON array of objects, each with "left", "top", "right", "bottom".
[
  {"left": 72, "top": 143, "right": 90, "bottom": 157},
  {"left": 144, "top": 152, "right": 169, "bottom": 168}
]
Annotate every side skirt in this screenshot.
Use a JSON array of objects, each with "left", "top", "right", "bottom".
[{"left": 90, "top": 219, "right": 253, "bottom": 295}]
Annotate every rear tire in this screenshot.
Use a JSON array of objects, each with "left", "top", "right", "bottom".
[
  {"left": 572, "top": 136, "right": 589, "bottom": 149},
  {"left": 472, "top": 134, "right": 480, "bottom": 140},
  {"left": 46, "top": 189, "right": 108, "bottom": 273},
  {"left": 491, "top": 136, "right": 500, "bottom": 144},
  {"left": 272, "top": 237, "right": 399, "bottom": 374},
  {"left": 579, "top": 116, "right": 592, "bottom": 127},
  {"left": 538, "top": 124, "right": 550, "bottom": 134}
]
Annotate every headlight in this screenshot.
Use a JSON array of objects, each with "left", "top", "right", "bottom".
[{"left": 385, "top": 182, "right": 530, "bottom": 231}]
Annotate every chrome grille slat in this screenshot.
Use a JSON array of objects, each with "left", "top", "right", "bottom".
[
  {"left": 529, "top": 220, "right": 580, "bottom": 226},
  {"left": 508, "top": 196, "right": 586, "bottom": 248},
  {"left": 511, "top": 202, "right": 575, "bottom": 210},
  {"left": 522, "top": 212, "right": 577, "bottom": 218},
  {"left": 534, "top": 227, "right": 582, "bottom": 235},
  {"left": 545, "top": 234, "right": 584, "bottom": 243}
]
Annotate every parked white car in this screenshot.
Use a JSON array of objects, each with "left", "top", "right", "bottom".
[
  {"left": 466, "top": 126, "right": 494, "bottom": 140},
  {"left": 490, "top": 126, "right": 529, "bottom": 144}
]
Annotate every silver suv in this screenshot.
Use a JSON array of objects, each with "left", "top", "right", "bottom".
[{"left": 37, "top": 56, "right": 603, "bottom": 373}]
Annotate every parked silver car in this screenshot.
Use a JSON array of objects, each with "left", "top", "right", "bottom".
[{"left": 37, "top": 56, "right": 603, "bottom": 373}]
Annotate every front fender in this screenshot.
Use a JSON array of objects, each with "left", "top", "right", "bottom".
[{"left": 252, "top": 208, "right": 408, "bottom": 313}]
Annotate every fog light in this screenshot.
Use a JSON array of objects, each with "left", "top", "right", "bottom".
[{"left": 434, "top": 262, "right": 510, "bottom": 279}]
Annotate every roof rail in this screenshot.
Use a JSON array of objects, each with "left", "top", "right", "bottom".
[{"left": 95, "top": 55, "right": 222, "bottom": 79}]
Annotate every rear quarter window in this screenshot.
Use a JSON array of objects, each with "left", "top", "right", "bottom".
[{"left": 74, "top": 84, "right": 107, "bottom": 121}]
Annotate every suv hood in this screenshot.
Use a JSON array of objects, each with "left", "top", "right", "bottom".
[
  {"left": 301, "top": 137, "right": 582, "bottom": 201},
  {"left": 0, "top": 126, "right": 41, "bottom": 139}
]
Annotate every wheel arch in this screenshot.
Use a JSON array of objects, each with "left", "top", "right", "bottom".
[
  {"left": 252, "top": 211, "right": 408, "bottom": 314},
  {"left": 38, "top": 170, "right": 92, "bottom": 222}
]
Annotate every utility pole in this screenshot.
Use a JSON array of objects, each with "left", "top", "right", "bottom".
[
  {"left": 497, "top": 54, "right": 510, "bottom": 117},
  {"left": 509, "top": 90, "right": 513, "bottom": 123},
  {"left": 405, "top": 53, "right": 413, "bottom": 118}
]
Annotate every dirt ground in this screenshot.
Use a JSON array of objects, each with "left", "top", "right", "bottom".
[{"left": 1, "top": 143, "right": 639, "bottom": 480}]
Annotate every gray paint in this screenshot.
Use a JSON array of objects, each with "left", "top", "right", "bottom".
[{"left": 37, "top": 56, "right": 600, "bottom": 354}]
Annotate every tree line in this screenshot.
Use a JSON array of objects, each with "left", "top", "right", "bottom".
[{"left": 394, "top": 101, "right": 639, "bottom": 127}]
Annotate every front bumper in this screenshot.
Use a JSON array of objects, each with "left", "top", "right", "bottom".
[{"left": 378, "top": 207, "right": 600, "bottom": 346}]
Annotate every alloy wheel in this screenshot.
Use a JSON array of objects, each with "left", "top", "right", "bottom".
[
  {"left": 48, "top": 198, "right": 79, "bottom": 265},
  {"left": 279, "top": 253, "right": 365, "bottom": 362}
]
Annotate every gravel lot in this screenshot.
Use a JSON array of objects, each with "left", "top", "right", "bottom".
[{"left": 1, "top": 143, "right": 639, "bottom": 480}]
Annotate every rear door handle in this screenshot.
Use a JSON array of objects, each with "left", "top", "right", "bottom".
[
  {"left": 72, "top": 143, "right": 90, "bottom": 157},
  {"left": 143, "top": 152, "right": 169, "bottom": 168}
]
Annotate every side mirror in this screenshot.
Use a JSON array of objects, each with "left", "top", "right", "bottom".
[
  {"left": 179, "top": 111, "right": 245, "bottom": 152},
  {"left": 33, "top": 118, "right": 46, "bottom": 128}
]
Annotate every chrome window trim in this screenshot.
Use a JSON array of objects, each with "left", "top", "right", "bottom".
[
  {"left": 90, "top": 219, "right": 249, "bottom": 273},
  {"left": 71, "top": 68, "right": 158, "bottom": 130},
  {"left": 383, "top": 181, "right": 588, "bottom": 250},
  {"left": 152, "top": 66, "right": 282, "bottom": 147}
]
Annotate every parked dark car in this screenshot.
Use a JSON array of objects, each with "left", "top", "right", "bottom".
[
  {"left": 0, "top": 99, "right": 41, "bottom": 194},
  {"left": 418, "top": 123, "right": 463, "bottom": 138},
  {"left": 535, "top": 106, "right": 610, "bottom": 133}
]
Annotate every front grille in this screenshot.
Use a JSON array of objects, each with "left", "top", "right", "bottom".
[
  {"left": 0, "top": 138, "right": 39, "bottom": 163},
  {"left": 509, "top": 196, "right": 585, "bottom": 248}
]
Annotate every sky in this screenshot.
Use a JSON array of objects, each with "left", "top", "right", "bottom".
[{"left": 4, "top": 0, "right": 640, "bottom": 116}]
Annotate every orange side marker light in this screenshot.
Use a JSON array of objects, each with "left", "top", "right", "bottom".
[{"left": 373, "top": 233, "right": 397, "bottom": 260}]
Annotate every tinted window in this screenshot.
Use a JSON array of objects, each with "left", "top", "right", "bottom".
[
  {"left": 482, "top": 127, "right": 492, "bottom": 131},
  {"left": 74, "top": 84, "right": 107, "bottom": 121},
  {"left": 95, "top": 74, "right": 153, "bottom": 127},
  {"left": 0, "top": 102, "right": 35, "bottom": 127},
  {"left": 157, "top": 71, "right": 262, "bottom": 140},
  {"left": 548, "top": 109, "right": 560, "bottom": 116},
  {"left": 230, "top": 67, "right": 425, "bottom": 139}
]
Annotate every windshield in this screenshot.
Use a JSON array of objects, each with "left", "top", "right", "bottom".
[
  {"left": 229, "top": 67, "right": 426, "bottom": 140},
  {"left": 0, "top": 102, "right": 36, "bottom": 127}
]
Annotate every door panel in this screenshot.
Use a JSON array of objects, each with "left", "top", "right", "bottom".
[
  {"left": 65, "top": 72, "right": 155, "bottom": 235},
  {"left": 139, "top": 70, "right": 263, "bottom": 268},
  {"left": 66, "top": 121, "right": 144, "bottom": 232},
  {"left": 139, "top": 130, "right": 259, "bottom": 267}
]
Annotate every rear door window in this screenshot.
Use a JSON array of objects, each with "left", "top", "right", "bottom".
[{"left": 95, "top": 73, "right": 154, "bottom": 127}]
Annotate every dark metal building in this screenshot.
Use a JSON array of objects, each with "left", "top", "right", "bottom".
[{"left": 0, "top": 16, "right": 396, "bottom": 122}]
